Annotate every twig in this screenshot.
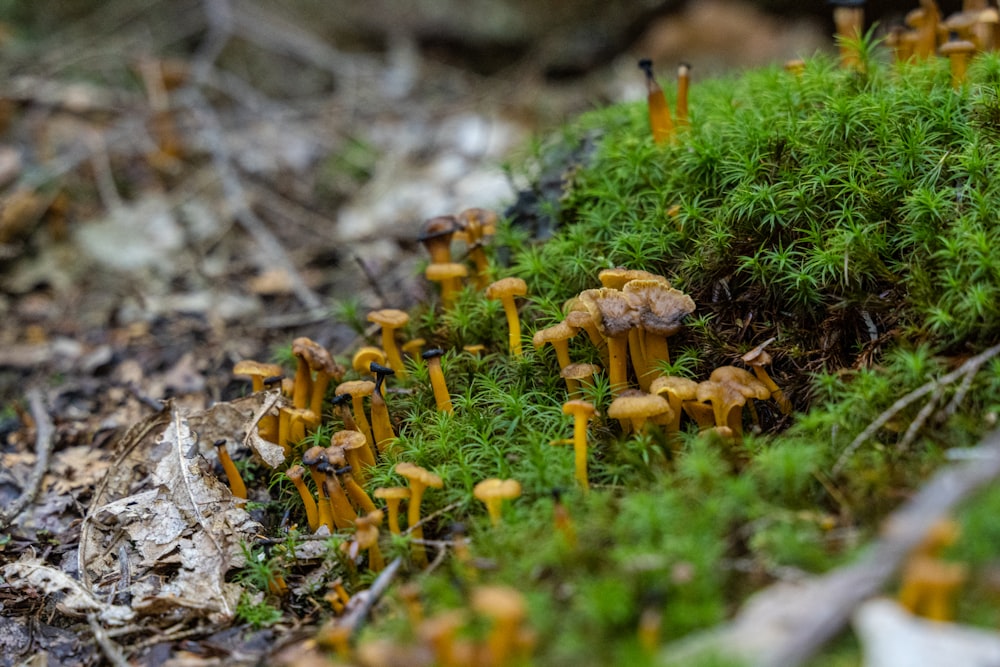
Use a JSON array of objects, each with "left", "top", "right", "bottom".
[
  {"left": 895, "top": 383, "right": 945, "bottom": 453},
  {"left": 339, "top": 556, "right": 404, "bottom": 636},
  {"left": 0, "top": 390, "right": 55, "bottom": 531},
  {"left": 832, "top": 341, "right": 1000, "bottom": 474},
  {"left": 404, "top": 502, "right": 463, "bottom": 535},
  {"left": 88, "top": 614, "right": 131, "bottom": 667}
]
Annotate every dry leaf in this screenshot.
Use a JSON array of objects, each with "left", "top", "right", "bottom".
[{"left": 2, "top": 556, "right": 135, "bottom": 625}]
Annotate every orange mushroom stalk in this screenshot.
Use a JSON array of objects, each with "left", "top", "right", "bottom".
[
  {"left": 422, "top": 348, "right": 453, "bottom": 413},
  {"left": 214, "top": 439, "right": 247, "bottom": 500},
  {"left": 286, "top": 464, "right": 319, "bottom": 532},
  {"left": 368, "top": 309, "right": 410, "bottom": 377},
  {"left": 676, "top": 62, "right": 690, "bottom": 127},
  {"left": 396, "top": 462, "right": 444, "bottom": 567},
  {"left": 559, "top": 400, "right": 596, "bottom": 492},
  {"left": 370, "top": 362, "right": 397, "bottom": 454},
  {"left": 473, "top": 478, "right": 522, "bottom": 526},
  {"left": 638, "top": 58, "right": 674, "bottom": 144},
  {"left": 374, "top": 486, "right": 411, "bottom": 534},
  {"left": 485, "top": 277, "right": 529, "bottom": 357}
]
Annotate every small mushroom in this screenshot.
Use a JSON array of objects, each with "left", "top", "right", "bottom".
[
  {"left": 426, "top": 262, "right": 470, "bottom": 308},
  {"left": 352, "top": 346, "right": 386, "bottom": 376},
  {"left": 551, "top": 488, "right": 577, "bottom": 547},
  {"left": 330, "top": 392, "right": 358, "bottom": 432},
  {"left": 396, "top": 462, "right": 444, "bottom": 567},
  {"left": 422, "top": 348, "right": 453, "bottom": 413},
  {"left": 485, "top": 277, "right": 529, "bottom": 357},
  {"left": 623, "top": 279, "right": 695, "bottom": 390},
  {"left": 418, "top": 215, "right": 459, "bottom": 264},
  {"left": 402, "top": 337, "right": 426, "bottom": 359},
  {"left": 578, "top": 288, "right": 638, "bottom": 395},
  {"left": 697, "top": 366, "right": 770, "bottom": 439},
  {"left": 638, "top": 58, "right": 674, "bottom": 144},
  {"left": 214, "top": 439, "right": 247, "bottom": 500},
  {"left": 302, "top": 446, "right": 334, "bottom": 531},
  {"left": 676, "top": 62, "right": 691, "bottom": 127},
  {"left": 830, "top": 0, "right": 865, "bottom": 68},
  {"left": 369, "top": 362, "right": 397, "bottom": 454},
  {"left": 352, "top": 509, "right": 386, "bottom": 572},
  {"left": 558, "top": 400, "right": 596, "bottom": 492},
  {"left": 291, "top": 337, "right": 331, "bottom": 410},
  {"left": 650, "top": 375, "right": 700, "bottom": 433},
  {"left": 471, "top": 585, "right": 527, "bottom": 667},
  {"left": 607, "top": 391, "right": 672, "bottom": 434},
  {"left": 740, "top": 338, "right": 791, "bottom": 415},
  {"left": 419, "top": 610, "right": 467, "bottom": 667},
  {"left": 561, "top": 362, "right": 602, "bottom": 400},
  {"left": 320, "top": 461, "right": 358, "bottom": 530},
  {"left": 939, "top": 36, "right": 977, "bottom": 88},
  {"left": 328, "top": 450, "right": 377, "bottom": 515},
  {"left": 458, "top": 207, "right": 498, "bottom": 289},
  {"left": 597, "top": 267, "right": 670, "bottom": 291},
  {"left": 286, "top": 464, "right": 319, "bottom": 532},
  {"left": 335, "top": 380, "right": 377, "bottom": 455},
  {"left": 374, "top": 486, "right": 411, "bottom": 534},
  {"left": 533, "top": 320, "right": 580, "bottom": 391},
  {"left": 367, "top": 309, "right": 411, "bottom": 377},
  {"left": 331, "top": 428, "right": 374, "bottom": 481},
  {"left": 473, "top": 478, "right": 522, "bottom": 526},
  {"left": 233, "top": 359, "right": 283, "bottom": 392}
]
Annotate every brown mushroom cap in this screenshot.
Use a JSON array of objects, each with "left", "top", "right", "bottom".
[
  {"left": 233, "top": 360, "right": 283, "bottom": 381},
  {"left": 939, "top": 38, "right": 976, "bottom": 55},
  {"left": 367, "top": 308, "right": 410, "bottom": 330},
  {"left": 374, "top": 486, "right": 411, "bottom": 501},
  {"left": 458, "top": 207, "right": 499, "bottom": 235},
  {"left": 578, "top": 288, "right": 637, "bottom": 338},
  {"left": 335, "top": 380, "right": 376, "bottom": 398},
  {"left": 418, "top": 215, "right": 459, "bottom": 243},
  {"left": 292, "top": 337, "right": 335, "bottom": 372},
  {"left": 598, "top": 267, "right": 670, "bottom": 290},
  {"left": 485, "top": 277, "right": 528, "bottom": 300},
  {"left": 396, "top": 462, "right": 444, "bottom": 489},
  {"left": 622, "top": 280, "right": 696, "bottom": 337},
  {"left": 561, "top": 363, "right": 602, "bottom": 383},
  {"left": 301, "top": 445, "right": 327, "bottom": 467},
  {"left": 607, "top": 392, "right": 672, "bottom": 423},
  {"left": 331, "top": 429, "right": 367, "bottom": 452},
  {"left": 741, "top": 337, "right": 776, "bottom": 367},
  {"left": 532, "top": 321, "right": 579, "bottom": 349},
  {"left": 709, "top": 366, "right": 770, "bottom": 400},
  {"left": 473, "top": 478, "right": 522, "bottom": 503}
]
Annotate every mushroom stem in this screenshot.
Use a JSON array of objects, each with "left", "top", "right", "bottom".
[
  {"left": 292, "top": 356, "right": 312, "bottom": 410},
  {"left": 374, "top": 487, "right": 410, "bottom": 535},
  {"left": 628, "top": 328, "right": 648, "bottom": 392},
  {"left": 339, "top": 466, "right": 378, "bottom": 514},
  {"left": 214, "top": 440, "right": 247, "bottom": 500},
  {"left": 322, "top": 467, "right": 358, "bottom": 529},
  {"left": 501, "top": 298, "right": 523, "bottom": 356},
  {"left": 370, "top": 362, "right": 397, "bottom": 453},
  {"left": 303, "top": 447, "right": 334, "bottom": 531},
  {"left": 486, "top": 278, "right": 528, "bottom": 357},
  {"left": 287, "top": 465, "right": 319, "bottom": 532},
  {"left": 607, "top": 334, "right": 629, "bottom": 396},
  {"left": 381, "top": 326, "right": 406, "bottom": 377},
  {"left": 423, "top": 349, "right": 453, "bottom": 413},
  {"left": 676, "top": 63, "right": 690, "bottom": 127},
  {"left": 639, "top": 58, "right": 674, "bottom": 144}
]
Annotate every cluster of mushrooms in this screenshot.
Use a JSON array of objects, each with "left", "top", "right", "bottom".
[{"left": 829, "top": 0, "right": 997, "bottom": 86}]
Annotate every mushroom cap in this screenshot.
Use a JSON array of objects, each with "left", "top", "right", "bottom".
[
  {"left": 418, "top": 215, "right": 459, "bottom": 242},
  {"left": 532, "top": 321, "right": 579, "bottom": 348},
  {"left": 302, "top": 446, "right": 328, "bottom": 467},
  {"left": 325, "top": 446, "right": 348, "bottom": 467},
  {"left": 374, "top": 486, "right": 411, "bottom": 500},
  {"left": 233, "top": 359, "right": 283, "bottom": 379},
  {"left": 941, "top": 10, "right": 982, "bottom": 31},
  {"left": 562, "top": 399, "right": 596, "bottom": 417},
  {"left": 741, "top": 337, "right": 776, "bottom": 367},
  {"left": 561, "top": 363, "right": 601, "bottom": 381},
  {"left": 368, "top": 308, "right": 410, "bottom": 329},
  {"left": 463, "top": 344, "right": 486, "bottom": 355},
  {"left": 904, "top": 7, "right": 926, "bottom": 27},
  {"left": 458, "top": 207, "right": 499, "bottom": 235},
  {"left": 485, "top": 276, "right": 528, "bottom": 300},
  {"left": 353, "top": 347, "right": 386, "bottom": 374},
  {"left": 598, "top": 267, "right": 670, "bottom": 290},
  {"left": 473, "top": 478, "right": 522, "bottom": 503},
  {"left": 650, "top": 375, "right": 700, "bottom": 401},
  {"left": 422, "top": 348, "right": 445, "bottom": 360},
  {"left": 607, "top": 392, "right": 672, "bottom": 422},
  {"left": 578, "top": 288, "right": 637, "bottom": 338},
  {"left": 286, "top": 464, "right": 307, "bottom": 482},
  {"left": 402, "top": 338, "right": 426, "bottom": 355},
  {"left": 622, "top": 280, "right": 696, "bottom": 337},
  {"left": 336, "top": 380, "right": 376, "bottom": 397},
  {"left": 939, "top": 38, "right": 976, "bottom": 54},
  {"left": 396, "top": 462, "right": 443, "bottom": 489},
  {"left": 425, "top": 262, "right": 469, "bottom": 281},
  {"left": 471, "top": 585, "right": 526, "bottom": 622},
  {"left": 564, "top": 309, "right": 595, "bottom": 329},
  {"left": 331, "top": 429, "right": 367, "bottom": 452},
  {"left": 292, "top": 338, "right": 340, "bottom": 374},
  {"left": 709, "top": 366, "right": 770, "bottom": 400}
]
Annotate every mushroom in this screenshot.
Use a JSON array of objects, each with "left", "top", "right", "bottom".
[
  {"left": 676, "top": 62, "right": 690, "bottom": 126},
  {"left": 335, "top": 380, "right": 376, "bottom": 455},
  {"left": 422, "top": 348, "right": 453, "bottom": 413},
  {"left": 638, "top": 58, "right": 674, "bottom": 144},
  {"left": 374, "top": 486, "right": 411, "bottom": 534},
  {"left": 458, "top": 207, "right": 498, "bottom": 289},
  {"left": 402, "top": 337, "right": 426, "bottom": 359},
  {"left": 485, "top": 277, "right": 529, "bottom": 357},
  {"left": 352, "top": 509, "right": 385, "bottom": 572},
  {"left": 607, "top": 391, "right": 672, "bottom": 434},
  {"left": 286, "top": 407, "right": 320, "bottom": 447},
  {"left": 740, "top": 338, "right": 791, "bottom": 415},
  {"left": 650, "top": 375, "right": 700, "bottom": 433},
  {"left": 419, "top": 610, "right": 467, "bottom": 667},
  {"left": 907, "top": 1, "right": 941, "bottom": 59},
  {"left": 578, "top": 288, "right": 638, "bottom": 395},
  {"left": 471, "top": 585, "right": 527, "bottom": 667},
  {"left": 560, "top": 362, "right": 602, "bottom": 400},
  {"left": 367, "top": 309, "right": 411, "bottom": 377},
  {"left": 939, "top": 36, "right": 976, "bottom": 88},
  {"left": 533, "top": 320, "right": 580, "bottom": 391},
  {"left": 352, "top": 346, "right": 386, "bottom": 376},
  {"left": 426, "top": 262, "right": 469, "bottom": 308},
  {"left": 558, "top": 399, "right": 596, "bottom": 492},
  {"left": 899, "top": 519, "right": 967, "bottom": 621},
  {"left": 320, "top": 461, "right": 358, "bottom": 529},
  {"left": 291, "top": 337, "right": 333, "bottom": 410},
  {"left": 697, "top": 367, "right": 770, "bottom": 439},
  {"left": 329, "top": 455, "right": 377, "bottom": 515},
  {"left": 830, "top": 0, "right": 865, "bottom": 68},
  {"left": 551, "top": 488, "right": 577, "bottom": 547},
  {"left": 302, "top": 446, "right": 334, "bottom": 531},
  {"left": 214, "top": 439, "right": 247, "bottom": 500},
  {"left": 565, "top": 307, "right": 606, "bottom": 358},
  {"left": 463, "top": 343, "right": 486, "bottom": 357},
  {"left": 418, "top": 214, "right": 459, "bottom": 264},
  {"left": 233, "top": 359, "right": 283, "bottom": 393},
  {"left": 597, "top": 267, "right": 670, "bottom": 291},
  {"left": 396, "top": 462, "right": 444, "bottom": 567},
  {"left": 369, "top": 362, "right": 397, "bottom": 454},
  {"left": 623, "top": 279, "right": 695, "bottom": 390},
  {"left": 331, "top": 392, "right": 358, "bottom": 432},
  {"left": 331, "top": 428, "right": 374, "bottom": 481},
  {"left": 286, "top": 464, "right": 319, "bottom": 532},
  {"left": 473, "top": 478, "right": 522, "bottom": 526}
]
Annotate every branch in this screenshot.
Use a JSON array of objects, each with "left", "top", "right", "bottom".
[{"left": 0, "top": 390, "right": 55, "bottom": 531}]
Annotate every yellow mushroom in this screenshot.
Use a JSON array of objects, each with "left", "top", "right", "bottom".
[
  {"left": 367, "top": 309, "right": 411, "bottom": 377},
  {"left": 396, "top": 462, "right": 444, "bottom": 567},
  {"left": 473, "top": 478, "right": 522, "bottom": 526},
  {"left": 214, "top": 439, "right": 247, "bottom": 500},
  {"left": 422, "top": 348, "right": 453, "bottom": 413},
  {"left": 331, "top": 429, "right": 374, "bottom": 480},
  {"left": 426, "top": 262, "right": 469, "bottom": 308},
  {"left": 485, "top": 277, "right": 529, "bottom": 357},
  {"left": 335, "top": 380, "right": 376, "bottom": 456},
  {"left": 369, "top": 362, "right": 397, "bottom": 454},
  {"left": 638, "top": 58, "right": 673, "bottom": 143},
  {"left": 374, "top": 486, "right": 411, "bottom": 534},
  {"left": 352, "top": 346, "right": 386, "bottom": 376},
  {"left": 286, "top": 464, "right": 319, "bottom": 532},
  {"left": 533, "top": 320, "right": 579, "bottom": 391},
  {"left": 471, "top": 585, "right": 527, "bottom": 667},
  {"left": 558, "top": 400, "right": 596, "bottom": 492}
]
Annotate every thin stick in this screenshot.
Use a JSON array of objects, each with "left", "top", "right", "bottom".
[
  {"left": 339, "top": 556, "right": 403, "bottom": 636},
  {"left": 832, "top": 341, "right": 1000, "bottom": 474},
  {"left": 0, "top": 390, "right": 55, "bottom": 531},
  {"left": 895, "top": 383, "right": 945, "bottom": 453},
  {"left": 88, "top": 614, "right": 131, "bottom": 667}
]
